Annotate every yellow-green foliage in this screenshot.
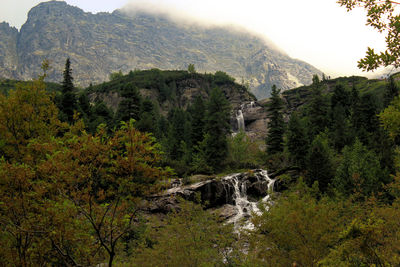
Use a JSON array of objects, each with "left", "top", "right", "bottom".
[
  {"left": 131, "top": 200, "right": 237, "bottom": 267},
  {"left": 379, "top": 96, "right": 400, "bottom": 140}
]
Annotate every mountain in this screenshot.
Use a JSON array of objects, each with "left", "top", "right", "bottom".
[{"left": 0, "top": 1, "right": 323, "bottom": 99}]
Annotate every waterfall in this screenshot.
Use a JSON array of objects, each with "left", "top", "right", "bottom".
[
  {"left": 223, "top": 170, "right": 274, "bottom": 230},
  {"left": 236, "top": 109, "right": 245, "bottom": 131}
]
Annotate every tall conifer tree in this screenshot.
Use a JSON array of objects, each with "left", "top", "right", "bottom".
[
  {"left": 287, "top": 112, "right": 308, "bottom": 168},
  {"left": 60, "top": 58, "right": 77, "bottom": 123},
  {"left": 266, "top": 85, "right": 285, "bottom": 154},
  {"left": 306, "top": 134, "right": 334, "bottom": 193},
  {"left": 308, "top": 75, "right": 329, "bottom": 139},
  {"left": 115, "top": 83, "right": 141, "bottom": 123},
  {"left": 384, "top": 76, "right": 398, "bottom": 107},
  {"left": 189, "top": 96, "right": 206, "bottom": 146},
  {"left": 202, "top": 87, "right": 231, "bottom": 171}
]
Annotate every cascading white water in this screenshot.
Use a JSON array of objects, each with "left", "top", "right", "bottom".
[
  {"left": 236, "top": 109, "right": 245, "bottom": 131},
  {"left": 223, "top": 170, "right": 274, "bottom": 230}
]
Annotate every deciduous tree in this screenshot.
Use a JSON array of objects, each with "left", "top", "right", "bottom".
[{"left": 338, "top": 0, "right": 400, "bottom": 70}]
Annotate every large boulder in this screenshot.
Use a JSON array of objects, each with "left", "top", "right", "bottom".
[{"left": 148, "top": 169, "right": 274, "bottom": 213}]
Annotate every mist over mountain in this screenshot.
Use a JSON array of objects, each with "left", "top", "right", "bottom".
[{"left": 0, "top": 1, "right": 323, "bottom": 99}]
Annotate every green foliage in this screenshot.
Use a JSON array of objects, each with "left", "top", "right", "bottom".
[
  {"left": 330, "top": 104, "right": 352, "bottom": 150},
  {"left": 0, "top": 77, "right": 63, "bottom": 162},
  {"left": 266, "top": 85, "right": 285, "bottom": 155},
  {"left": 248, "top": 180, "right": 344, "bottom": 267},
  {"left": 132, "top": 200, "right": 237, "bottom": 267},
  {"left": 321, "top": 200, "right": 400, "bottom": 266},
  {"left": 189, "top": 96, "right": 206, "bottom": 147},
  {"left": 87, "top": 101, "right": 114, "bottom": 133},
  {"left": 60, "top": 58, "right": 78, "bottom": 123},
  {"left": 287, "top": 112, "right": 308, "bottom": 168},
  {"left": 187, "top": 63, "right": 196, "bottom": 74},
  {"left": 384, "top": 75, "right": 399, "bottom": 107},
  {"left": 248, "top": 179, "right": 400, "bottom": 267},
  {"left": 203, "top": 87, "right": 231, "bottom": 171},
  {"left": 136, "top": 99, "right": 158, "bottom": 134},
  {"left": 227, "top": 130, "right": 262, "bottom": 169},
  {"left": 333, "top": 139, "right": 385, "bottom": 198},
  {"left": 307, "top": 75, "right": 330, "bottom": 139},
  {"left": 338, "top": 0, "right": 400, "bottom": 71},
  {"left": 3, "top": 62, "right": 400, "bottom": 266},
  {"left": 191, "top": 134, "right": 214, "bottom": 174},
  {"left": 214, "top": 71, "right": 235, "bottom": 85},
  {"left": 379, "top": 95, "right": 400, "bottom": 141},
  {"left": 306, "top": 134, "right": 335, "bottom": 192},
  {"left": 115, "top": 83, "right": 141, "bottom": 123},
  {"left": 109, "top": 70, "right": 123, "bottom": 81}
]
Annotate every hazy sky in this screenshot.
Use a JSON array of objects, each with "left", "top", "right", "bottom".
[{"left": 0, "top": 0, "right": 389, "bottom": 77}]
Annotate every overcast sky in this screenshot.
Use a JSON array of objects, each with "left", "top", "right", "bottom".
[{"left": 0, "top": 0, "right": 389, "bottom": 77}]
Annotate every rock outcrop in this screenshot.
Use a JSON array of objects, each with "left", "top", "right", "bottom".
[
  {"left": 0, "top": 23, "right": 18, "bottom": 78},
  {"left": 0, "top": 1, "right": 323, "bottom": 99},
  {"left": 147, "top": 170, "right": 273, "bottom": 213}
]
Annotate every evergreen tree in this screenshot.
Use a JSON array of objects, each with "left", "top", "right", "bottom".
[
  {"left": 60, "top": 58, "right": 77, "bottom": 123},
  {"left": 115, "top": 83, "right": 141, "bottom": 123},
  {"left": 136, "top": 99, "right": 157, "bottom": 133},
  {"left": 166, "top": 108, "right": 190, "bottom": 161},
  {"left": 202, "top": 87, "right": 231, "bottom": 171},
  {"left": 330, "top": 104, "right": 352, "bottom": 151},
  {"left": 266, "top": 85, "right": 285, "bottom": 155},
  {"left": 384, "top": 75, "right": 398, "bottom": 107},
  {"left": 78, "top": 92, "right": 91, "bottom": 118},
  {"left": 330, "top": 84, "right": 351, "bottom": 116},
  {"left": 333, "top": 139, "right": 383, "bottom": 197},
  {"left": 189, "top": 96, "right": 206, "bottom": 146},
  {"left": 88, "top": 101, "right": 114, "bottom": 132},
  {"left": 308, "top": 75, "right": 329, "bottom": 139},
  {"left": 77, "top": 92, "right": 92, "bottom": 129},
  {"left": 287, "top": 112, "right": 308, "bottom": 168},
  {"left": 353, "top": 94, "right": 380, "bottom": 145},
  {"left": 306, "top": 134, "right": 334, "bottom": 192}
]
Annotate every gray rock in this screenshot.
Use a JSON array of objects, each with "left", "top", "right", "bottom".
[
  {"left": 149, "top": 170, "right": 272, "bottom": 213},
  {"left": 0, "top": 1, "right": 323, "bottom": 99}
]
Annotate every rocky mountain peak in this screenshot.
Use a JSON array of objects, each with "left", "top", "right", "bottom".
[
  {"left": 27, "top": 1, "right": 82, "bottom": 19},
  {"left": 0, "top": 1, "right": 323, "bottom": 99}
]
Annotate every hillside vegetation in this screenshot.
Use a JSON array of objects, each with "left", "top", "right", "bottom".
[{"left": 1, "top": 61, "right": 400, "bottom": 266}]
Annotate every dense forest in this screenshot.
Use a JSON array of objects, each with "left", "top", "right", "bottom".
[{"left": 1, "top": 55, "right": 400, "bottom": 266}]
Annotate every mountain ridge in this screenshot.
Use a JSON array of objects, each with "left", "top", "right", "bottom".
[{"left": 0, "top": 1, "right": 323, "bottom": 99}]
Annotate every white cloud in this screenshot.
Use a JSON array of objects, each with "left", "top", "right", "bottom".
[{"left": 0, "top": 0, "right": 389, "bottom": 77}]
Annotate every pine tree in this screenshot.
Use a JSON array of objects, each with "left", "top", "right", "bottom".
[
  {"left": 136, "top": 99, "right": 157, "bottom": 133},
  {"left": 308, "top": 75, "right": 329, "bottom": 139},
  {"left": 330, "top": 104, "right": 351, "bottom": 151},
  {"left": 60, "top": 58, "right": 77, "bottom": 123},
  {"left": 266, "top": 85, "right": 285, "bottom": 155},
  {"left": 287, "top": 112, "right": 308, "bottom": 168},
  {"left": 88, "top": 101, "right": 114, "bottom": 132},
  {"left": 202, "top": 87, "right": 231, "bottom": 171},
  {"left": 330, "top": 84, "right": 351, "bottom": 116},
  {"left": 333, "top": 139, "right": 383, "bottom": 197},
  {"left": 306, "top": 134, "right": 334, "bottom": 192},
  {"left": 78, "top": 92, "right": 91, "bottom": 117},
  {"left": 166, "top": 108, "right": 190, "bottom": 161},
  {"left": 189, "top": 96, "right": 206, "bottom": 146},
  {"left": 353, "top": 94, "right": 380, "bottom": 145},
  {"left": 115, "top": 83, "right": 141, "bottom": 123},
  {"left": 384, "top": 76, "right": 398, "bottom": 107}
]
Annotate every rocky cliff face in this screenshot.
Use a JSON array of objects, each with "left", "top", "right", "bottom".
[
  {"left": 0, "top": 23, "right": 18, "bottom": 78},
  {"left": 147, "top": 169, "right": 275, "bottom": 225},
  {"left": 0, "top": 1, "right": 323, "bottom": 99}
]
